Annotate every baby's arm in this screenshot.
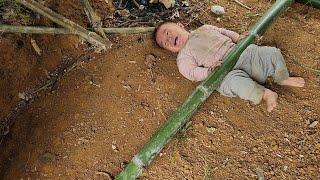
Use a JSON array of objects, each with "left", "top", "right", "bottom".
[
  {"left": 177, "top": 55, "right": 211, "bottom": 82},
  {"left": 204, "top": 25, "right": 240, "bottom": 43}
]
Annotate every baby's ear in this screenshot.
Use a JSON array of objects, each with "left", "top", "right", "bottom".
[{"left": 177, "top": 22, "right": 184, "bottom": 28}]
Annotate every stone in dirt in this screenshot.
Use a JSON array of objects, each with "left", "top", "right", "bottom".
[
  {"left": 211, "top": 5, "right": 225, "bottom": 15},
  {"left": 309, "top": 121, "right": 318, "bottom": 128},
  {"left": 255, "top": 168, "right": 265, "bottom": 180},
  {"left": 145, "top": 54, "right": 156, "bottom": 69}
]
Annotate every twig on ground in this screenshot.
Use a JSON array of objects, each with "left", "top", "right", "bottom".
[
  {"left": 17, "top": 0, "right": 111, "bottom": 50},
  {"left": 132, "top": 0, "right": 140, "bottom": 8},
  {"left": 0, "top": 25, "right": 70, "bottom": 34},
  {"left": 0, "top": 24, "right": 155, "bottom": 34},
  {"left": 30, "top": 38, "right": 42, "bottom": 55},
  {"left": 80, "top": 0, "right": 107, "bottom": 38},
  {"left": 234, "top": 0, "right": 252, "bottom": 10},
  {"left": 185, "top": 1, "right": 209, "bottom": 26},
  {"left": 103, "top": 27, "right": 155, "bottom": 33},
  {"left": 96, "top": 171, "right": 113, "bottom": 179}
]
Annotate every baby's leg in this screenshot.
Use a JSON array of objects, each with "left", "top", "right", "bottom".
[
  {"left": 278, "top": 77, "right": 305, "bottom": 87},
  {"left": 218, "top": 70, "right": 278, "bottom": 112},
  {"left": 235, "top": 45, "right": 304, "bottom": 87},
  {"left": 263, "top": 89, "right": 278, "bottom": 112},
  {"left": 266, "top": 47, "right": 305, "bottom": 87}
]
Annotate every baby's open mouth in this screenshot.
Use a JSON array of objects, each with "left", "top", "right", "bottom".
[{"left": 174, "top": 37, "right": 178, "bottom": 46}]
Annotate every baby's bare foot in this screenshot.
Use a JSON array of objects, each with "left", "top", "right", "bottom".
[
  {"left": 263, "top": 89, "right": 278, "bottom": 112},
  {"left": 279, "top": 77, "right": 305, "bottom": 87}
]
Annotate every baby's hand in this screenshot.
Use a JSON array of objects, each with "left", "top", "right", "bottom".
[
  {"left": 236, "top": 31, "right": 249, "bottom": 43},
  {"left": 208, "top": 60, "right": 223, "bottom": 72}
]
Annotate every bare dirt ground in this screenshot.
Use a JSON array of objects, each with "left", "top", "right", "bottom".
[{"left": 0, "top": 0, "right": 319, "bottom": 179}]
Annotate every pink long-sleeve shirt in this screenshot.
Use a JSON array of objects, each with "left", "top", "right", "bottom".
[{"left": 177, "top": 25, "right": 240, "bottom": 82}]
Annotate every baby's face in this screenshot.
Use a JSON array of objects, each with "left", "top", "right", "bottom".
[{"left": 156, "top": 23, "right": 189, "bottom": 53}]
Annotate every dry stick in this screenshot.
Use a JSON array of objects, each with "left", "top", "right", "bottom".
[
  {"left": 17, "top": 0, "right": 111, "bottom": 50},
  {"left": 0, "top": 24, "right": 155, "bottom": 34},
  {"left": 131, "top": 0, "right": 142, "bottom": 9},
  {"left": 234, "top": 0, "right": 252, "bottom": 10},
  {"left": 103, "top": 27, "right": 155, "bottom": 34},
  {"left": 0, "top": 53, "right": 92, "bottom": 144},
  {"left": 186, "top": 0, "right": 210, "bottom": 26},
  {"left": 80, "top": 0, "right": 107, "bottom": 38},
  {"left": 0, "top": 24, "right": 71, "bottom": 34}
]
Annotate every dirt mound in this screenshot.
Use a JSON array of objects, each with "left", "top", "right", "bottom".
[{"left": 0, "top": 0, "right": 319, "bottom": 179}]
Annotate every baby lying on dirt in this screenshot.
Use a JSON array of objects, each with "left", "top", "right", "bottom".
[{"left": 155, "top": 22, "right": 305, "bottom": 112}]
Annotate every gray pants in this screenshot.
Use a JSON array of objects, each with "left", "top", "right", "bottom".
[{"left": 217, "top": 44, "right": 289, "bottom": 104}]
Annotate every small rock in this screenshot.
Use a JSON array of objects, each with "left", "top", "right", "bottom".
[
  {"left": 145, "top": 54, "right": 156, "bottom": 69},
  {"left": 309, "top": 121, "right": 318, "bottom": 128},
  {"left": 206, "top": 127, "right": 216, "bottom": 133},
  {"left": 138, "top": 5, "right": 145, "bottom": 10},
  {"left": 111, "top": 145, "right": 116, "bottom": 150},
  {"left": 112, "top": 144, "right": 119, "bottom": 152},
  {"left": 123, "top": 85, "right": 132, "bottom": 90},
  {"left": 211, "top": 5, "right": 225, "bottom": 15},
  {"left": 18, "top": 92, "right": 27, "bottom": 100},
  {"left": 255, "top": 168, "right": 265, "bottom": 180},
  {"left": 38, "top": 152, "right": 56, "bottom": 163}
]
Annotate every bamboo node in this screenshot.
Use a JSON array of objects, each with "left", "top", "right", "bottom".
[
  {"left": 249, "top": 31, "right": 262, "bottom": 42},
  {"left": 197, "top": 86, "right": 210, "bottom": 99},
  {"left": 133, "top": 156, "right": 144, "bottom": 168}
]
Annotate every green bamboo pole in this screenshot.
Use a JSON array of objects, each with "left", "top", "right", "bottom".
[
  {"left": 116, "top": 0, "right": 295, "bottom": 179},
  {"left": 297, "top": 0, "right": 320, "bottom": 9}
]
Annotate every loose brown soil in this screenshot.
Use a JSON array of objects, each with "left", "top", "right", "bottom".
[{"left": 0, "top": 0, "right": 319, "bottom": 179}]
